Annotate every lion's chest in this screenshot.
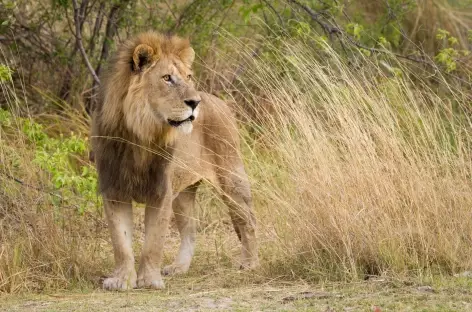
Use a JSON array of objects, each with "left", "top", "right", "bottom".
[
  {"left": 171, "top": 169, "right": 201, "bottom": 195},
  {"left": 170, "top": 131, "right": 215, "bottom": 194}
]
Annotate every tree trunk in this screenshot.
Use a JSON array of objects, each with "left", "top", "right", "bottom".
[{"left": 86, "top": 0, "right": 130, "bottom": 114}]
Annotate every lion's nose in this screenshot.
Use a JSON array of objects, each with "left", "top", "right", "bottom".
[{"left": 184, "top": 98, "right": 200, "bottom": 110}]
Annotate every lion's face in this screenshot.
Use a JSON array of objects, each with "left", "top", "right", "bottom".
[
  {"left": 144, "top": 56, "right": 201, "bottom": 134},
  {"left": 120, "top": 39, "right": 201, "bottom": 142}
]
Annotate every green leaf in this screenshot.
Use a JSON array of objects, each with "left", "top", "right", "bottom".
[
  {"left": 435, "top": 48, "right": 459, "bottom": 73},
  {"left": 360, "top": 48, "right": 371, "bottom": 57},
  {"left": 378, "top": 36, "right": 388, "bottom": 46},
  {"left": 0, "top": 109, "right": 11, "bottom": 126},
  {"left": 0, "top": 64, "right": 13, "bottom": 83},
  {"left": 448, "top": 37, "right": 458, "bottom": 46},
  {"left": 347, "top": 23, "right": 364, "bottom": 41},
  {"left": 436, "top": 28, "right": 450, "bottom": 41}
]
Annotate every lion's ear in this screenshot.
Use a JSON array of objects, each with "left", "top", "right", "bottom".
[
  {"left": 179, "top": 47, "right": 195, "bottom": 68},
  {"left": 132, "top": 44, "right": 158, "bottom": 72}
]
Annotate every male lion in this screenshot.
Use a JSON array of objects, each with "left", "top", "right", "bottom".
[{"left": 91, "top": 32, "right": 259, "bottom": 290}]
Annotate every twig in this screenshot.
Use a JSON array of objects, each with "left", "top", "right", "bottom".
[
  {"left": 261, "top": 0, "right": 285, "bottom": 27},
  {"left": 88, "top": 2, "right": 105, "bottom": 56},
  {"left": 72, "top": 0, "right": 100, "bottom": 85},
  {"left": 384, "top": 0, "right": 409, "bottom": 41},
  {"left": 163, "top": 0, "right": 178, "bottom": 21},
  {"left": 287, "top": 0, "right": 340, "bottom": 34}
]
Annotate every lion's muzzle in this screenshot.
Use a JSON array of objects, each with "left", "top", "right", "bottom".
[{"left": 168, "top": 115, "right": 195, "bottom": 127}]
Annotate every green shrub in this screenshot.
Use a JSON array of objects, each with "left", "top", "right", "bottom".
[{"left": 2, "top": 110, "right": 99, "bottom": 214}]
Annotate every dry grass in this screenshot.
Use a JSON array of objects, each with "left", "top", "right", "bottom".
[
  {"left": 405, "top": 0, "right": 472, "bottom": 51},
  {"left": 1, "top": 32, "right": 472, "bottom": 294},
  {"left": 0, "top": 79, "right": 106, "bottom": 292},
  {"left": 226, "top": 36, "right": 472, "bottom": 281}
]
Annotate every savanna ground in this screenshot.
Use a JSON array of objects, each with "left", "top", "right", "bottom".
[
  {"left": 3, "top": 274, "right": 472, "bottom": 311},
  {"left": 2, "top": 0, "right": 472, "bottom": 311}
]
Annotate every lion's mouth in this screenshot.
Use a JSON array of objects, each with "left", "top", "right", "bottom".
[{"left": 167, "top": 115, "right": 195, "bottom": 127}]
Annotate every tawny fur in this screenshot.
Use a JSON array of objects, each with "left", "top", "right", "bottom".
[{"left": 91, "top": 32, "right": 259, "bottom": 291}]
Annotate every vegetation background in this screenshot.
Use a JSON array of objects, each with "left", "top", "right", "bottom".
[{"left": 1, "top": 0, "right": 472, "bottom": 310}]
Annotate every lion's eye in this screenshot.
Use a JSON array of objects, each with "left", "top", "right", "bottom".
[
  {"left": 187, "top": 74, "right": 192, "bottom": 80},
  {"left": 163, "top": 75, "right": 171, "bottom": 82}
]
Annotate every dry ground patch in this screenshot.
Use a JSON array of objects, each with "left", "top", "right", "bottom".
[{"left": 2, "top": 276, "right": 472, "bottom": 311}]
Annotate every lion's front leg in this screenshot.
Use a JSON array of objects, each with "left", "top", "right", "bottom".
[
  {"left": 103, "top": 199, "right": 137, "bottom": 290},
  {"left": 137, "top": 186, "right": 173, "bottom": 289},
  {"left": 162, "top": 183, "right": 199, "bottom": 276}
]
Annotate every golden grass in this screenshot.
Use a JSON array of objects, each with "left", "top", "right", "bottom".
[
  {"left": 405, "top": 0, "right": 472, "bottom": 51},
  {"left": 228, "top": 37, "right": 472, "bottom": 281},
  {"left": 0, "top": 153, "right": 101, "bottom": 293}
]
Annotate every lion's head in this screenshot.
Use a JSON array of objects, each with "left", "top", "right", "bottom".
[{"left": 100, "top": 32, "right": 201, "bottom": 143}]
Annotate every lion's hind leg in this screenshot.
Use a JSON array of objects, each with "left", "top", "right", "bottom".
[
  {"left": 162, "top": 182, "right": 200, "bottom": 276},
  {"left": 103, "top": 199, "right": 137, "bottom": 290},
  {"left": 217, "top": 163, "right": 259, "bottom": 270}
]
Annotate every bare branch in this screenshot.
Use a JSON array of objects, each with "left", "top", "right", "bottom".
[
  {"left": 287, "top": 0, "right": 340, "bottom": 35},
  {"left": 72, "top": 0, "right": 100, "bottom": 85},
  {"left": 94, "top": 0, "right": 131, "bottom": 81},
  {"left": 261, "top": 0, "right": 285, "bottom": 27},
  {"left": 88, "top": 2, "right": 105, "bottom": 56}
]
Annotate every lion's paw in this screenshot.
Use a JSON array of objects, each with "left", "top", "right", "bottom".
[
  {"left": 137, "top": 276, "right": 165, "bottom": 289},
  {"left": 239, "top": 257, "right": 260, "bottom": 270},
  {"left": 162, "top": 263, "right": 190, "bottom": 276},
  {"left": 103, "top": 271, "right": 137, "bottom": 291},
  {"left": 137, "top": 269, "right": 165, "bottom": 289}
]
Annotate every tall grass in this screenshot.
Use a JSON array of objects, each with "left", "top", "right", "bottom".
[
  {"left": 0, "top": 73, "right": 106, "bottom": 293},
  {"left": 230, "top": 37, "right": 472, "bottom": 281}
]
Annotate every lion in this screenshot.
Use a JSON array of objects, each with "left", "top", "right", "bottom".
[{"left": 91, "top": 32, "right": 259, "bottom": 290}]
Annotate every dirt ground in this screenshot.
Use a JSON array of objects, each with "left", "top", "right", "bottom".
[{"left": 2, "top": 274, "right": 472, "bottom": 312}]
